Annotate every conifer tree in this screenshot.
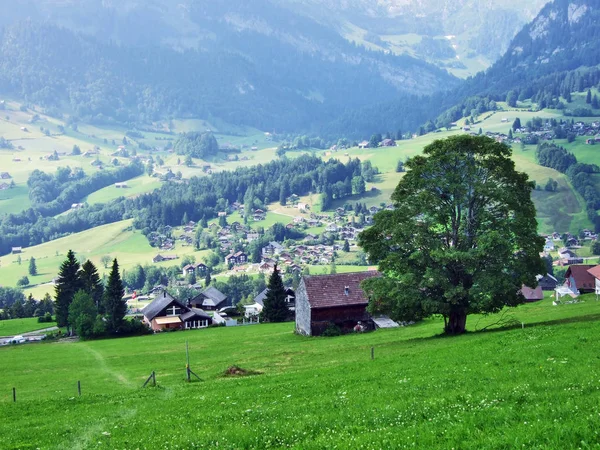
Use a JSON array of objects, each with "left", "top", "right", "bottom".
[
  {"left": 28, "top": 256, "right": 37, "bottom": 276},
  {"left": 80, "top": 260, "right": 104, "bottom": 312},
  {"left": 103, "top": 258, "right": 126, "bottom": 333},
  {"left": 586, "top": 89, "right": 592, "bottom": 104},
  {"left": 261, "top": 265, "right": 289, "bottom": 322},
  {"left": 54, "top": 250, "right": 82, "bottom": 328}
]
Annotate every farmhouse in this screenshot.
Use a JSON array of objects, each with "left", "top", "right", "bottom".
[
  {"left": 0, "top": 172, "right": 11, "bottom": 179},
  {"left": 11, "top": 247, "right": 22, "bottom": 254},
  {"left": 358, "top": 141, "right": 369, "bottom": 149},
  {"left": 295, "top": 271, "right": 379, "bottom": 336},
  {"left": 190, "top": 286, "right": 229, "bottom": 311},
  {"left": 115, "top": 182, "right": 128, "bottom": 188},
  {"left": 142, "top": 290, "right": 212, "bottom": 331}
]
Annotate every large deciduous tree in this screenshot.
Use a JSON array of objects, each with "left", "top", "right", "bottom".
[
  {"left": 261, "top": 265, "right": 289, "bottom": 322},
  {"left": 54, "top": 250, "right": 82, "bottom": 329},
  {"left": 359, "top": 135, "right": 544, "bottom": 335},
  {"left": 103, "top": 258, "right": 126, "bottom": 333}
]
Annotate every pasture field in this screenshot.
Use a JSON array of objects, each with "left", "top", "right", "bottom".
[
  {"left": 0, "top": 296, "right": 599, "bottom": 449},
  {"left": 0, "top": 317, "right": 56, "bottom": 337},
  {"left": 0, "top": 220, "right": 210, "bottom": 297}
]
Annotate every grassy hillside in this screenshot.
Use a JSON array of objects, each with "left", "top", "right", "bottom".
[
  {"left": 0, "top": 295, "right": 598, "bottom": 448},
  {"left": 0, "top": 219, "right": 210, "bottom": 299}
]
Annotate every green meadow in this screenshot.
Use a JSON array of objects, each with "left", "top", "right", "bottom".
[
  {"left": 0, "top": 317, "right": 56, "bottom": 337},
  {"left": 0, "top": 295, "right": 599, "bottom": 449}
]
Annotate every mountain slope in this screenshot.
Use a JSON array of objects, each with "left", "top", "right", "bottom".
[{"left": 0, "top": 0, "right": 457, "bottom": 132}]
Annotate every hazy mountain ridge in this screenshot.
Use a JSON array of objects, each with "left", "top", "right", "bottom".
[
  {"left": 461, "top": 0, "right": 600, "bottom": 96},
  {"left": 0, "top": 1, "right": 457, "bottom": 133}
]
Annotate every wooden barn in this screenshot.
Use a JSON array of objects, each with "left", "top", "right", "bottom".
[
  {"left": 295, "top": 271, "right": 379, "bottom": 336},
  {"left": 142, "top": 290, "right": 212, "bottom": 331}
]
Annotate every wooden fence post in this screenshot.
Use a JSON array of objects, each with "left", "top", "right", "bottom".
[
  {"left": 371, "top": 347, "right": 374, "bottom": 360},
  {"left": 12, "top": 387, "right": 16, "bottom": 403},
  {"left": 78, "top": 380, "right": 81, "bottom": 396}
]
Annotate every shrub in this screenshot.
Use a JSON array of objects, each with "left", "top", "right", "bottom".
[{"left": 321, "top": 322, "right": 342, "bottom": 337}]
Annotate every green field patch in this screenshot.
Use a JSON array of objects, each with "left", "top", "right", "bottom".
[
  {"left": 85, "top": 175, "right": 162, "bottom": 205},
  {"left": 0, "top": 317, "right": 56, "bottom": 337}
]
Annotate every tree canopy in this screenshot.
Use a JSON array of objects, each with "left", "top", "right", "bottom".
[{"left": 359, "top": 135, "right": 544, "bottom": 334}]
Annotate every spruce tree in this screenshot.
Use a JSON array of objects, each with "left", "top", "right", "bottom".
[
  {"left": 103, "top": 258, "right": 126, "bottom": 333},
  {"left": 80, "top": 260, "right": 104, "bottom": 312},
  {"left": 261, "top": 265, "right": 289, "bottom": 322},
  {"left": 586, "top": 89, "right": 592, "bottom": 104},
  {"left": 54, "top": 250, "right": 82, "bottom": 328},
  {"left": 28, "top": 256, "right": 37, "bottom": 276}
]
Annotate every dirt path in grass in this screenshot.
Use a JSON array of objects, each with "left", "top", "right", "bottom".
[{"left": 80, "top": 343, "right": 135, "bottom": 388}]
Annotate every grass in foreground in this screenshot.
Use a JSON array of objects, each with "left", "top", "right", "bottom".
[{"left": 0, "top": 295, "right": 599, "bottom": 449}]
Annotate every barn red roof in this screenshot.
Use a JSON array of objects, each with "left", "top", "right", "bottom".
[
  {"left": 587, "top": 265, "right": 600, "bottom": 280},
  {"left": 566, "top": 264, "right": 596, "bottom": 290},
  {"left": 302, "top": 271, "right": 379, "bottom": 309}
]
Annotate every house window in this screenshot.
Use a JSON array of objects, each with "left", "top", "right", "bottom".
[{"left": 167, "top": 305, "right": 181, "bottom": 316}]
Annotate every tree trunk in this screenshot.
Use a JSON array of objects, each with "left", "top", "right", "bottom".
[{"left": 445, "top": 309, "right": 467, "bottom": 335}]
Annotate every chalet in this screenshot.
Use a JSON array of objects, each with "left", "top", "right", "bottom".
[
  {"left": 115, "top": 182, "right": 128, "bottom": 188},
  {"left": 0, "top": 172, "right": 11, "bottom": 179},
  {"left": 182, "top": 264, "right": 196, "bottom": 276},
  {"left": 262, "top": 241, "right": 284, "bottom": 257},
  {"left": 295, "top": 271, "right": 379, "bottom": 336},
  {"left": 325, "top": 223, "right": 338, "bottom": 232},
  {"left": 543, "top": 240, "right": 555, "bottom": 252},
  {"left": 152, "top": 254, "right": 178, "bottom": 263},
  {"left": 11, "top": 247, "right": 22, "bottom": 254},
  {"left": 71, "top": 203, "right": 84, "bottom": 210},
  {"left": 358, "top": 141, "right": 369, "bottom": 149},
  {"left": 218, "top": 211, "right": 227, "bottom": 217},
  {"left": 557, "top": 248, "right": 583, "bottom": 265},
  {"left": 297, "top": 203, "right": 308, "bottom": 211},
  {"left": 142, "top": 290, "right": 212, "bottom": 331},
  {"left": 190, "top": 286, "right": 229, "bottom": 311},
  {"left": 246, "top": 232, "right": 260, "bottom": 242},
  {"left": 380, "top": 139, "right": 396, "bottom": 147},
  {"left": 564, "top": 265, "right": 596, "bottom": 295}
]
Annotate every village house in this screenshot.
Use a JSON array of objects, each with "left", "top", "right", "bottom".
[
  {"left": 0, "top": 172, "right": 11, "bottom": 179},
  {"left": 11, "top": 247, "right": 22, "bottom": 254},
  {"left": 142, "top": 290, "right": 212, "bottom": 331},
  {"left": 358, "top": 141, "right": 369, "bottom": 149},
  {"left": 295, "top": 271, "right": 379, "bottom": 336},
  {"left": 245, "top": 286, "right": 296, "bottom": 318},
  {"left": 262, "top": 241, "right": 284, "bottom": 257},
  {"left": 380, "top": 138, "right": 396, "bottom": 147},
  {"left": 189, "top": 286, "right": 229, "bottom": 311},
  {"left": 114, "top": 182, "right": 128, "bottom": 188}
]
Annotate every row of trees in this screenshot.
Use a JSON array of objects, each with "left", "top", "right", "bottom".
[
  {"left": 0, "top": 292, "right": 54, "bottom": 321},
  {"left": 55, "top": 250, "right": 127, "bottom": 338}
]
